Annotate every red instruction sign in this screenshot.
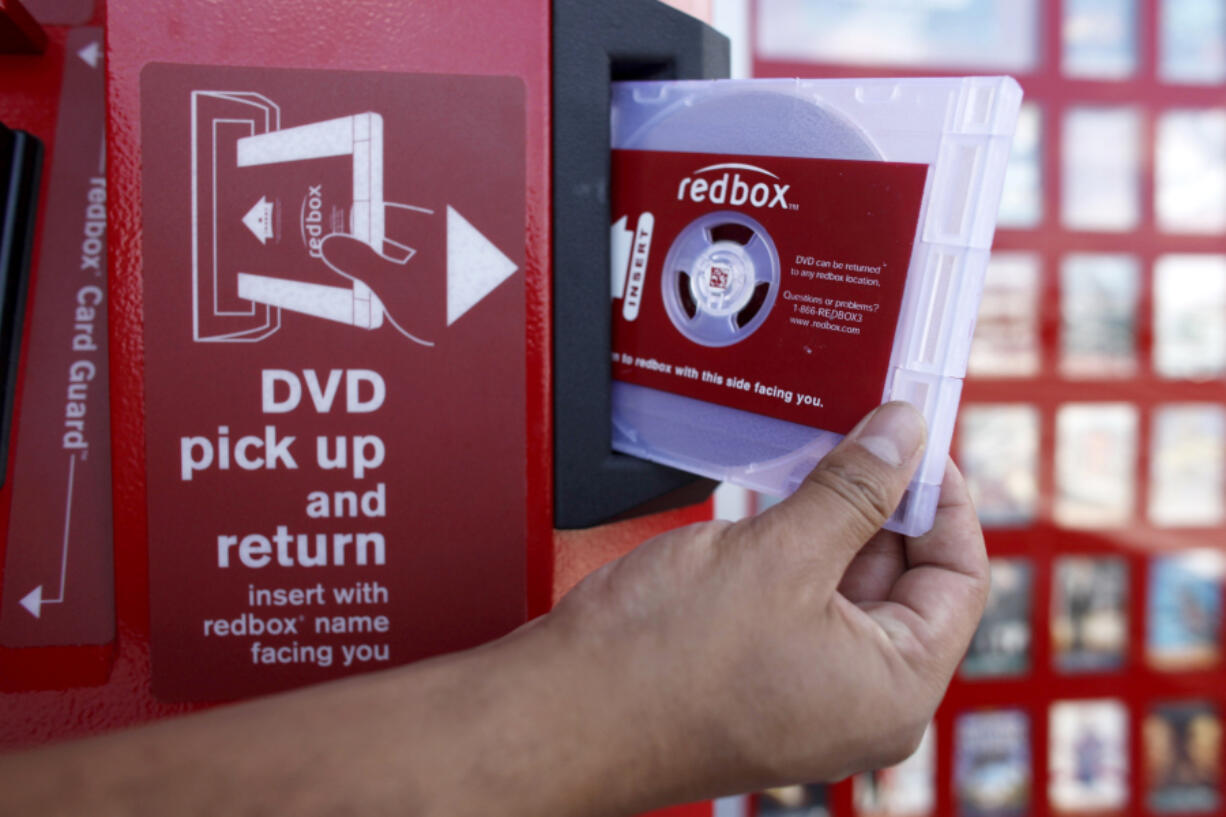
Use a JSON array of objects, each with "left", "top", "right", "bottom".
[
  {"left": 140, "top": 64, "right": 526, "bottom": 701},
  {"left": 611, "top": 149, "right": 927, "bottom": 434}
]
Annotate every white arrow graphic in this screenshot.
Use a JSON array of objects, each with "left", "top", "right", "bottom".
[
  {"left": 77, "top": 41, "right": 101, "bottom": 69},
  {"left": 19, "top": 455, "right": 77, "bottom": 619},
  {"left": 242, "top": 196, "right": 274, "bottom": 244},
  {"left": 446, "top": 205, "right": 518, "bottom": 326}
]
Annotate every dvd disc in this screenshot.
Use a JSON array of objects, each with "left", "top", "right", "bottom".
[
  {"left": 661, "top": 210, "right": 780, "bottom": 347},
  {"left": 612, "top": 88, "right": 877, "bottom": 477},
  {"left": 618, "top": 89, "right": 881, "bottom": 161}
]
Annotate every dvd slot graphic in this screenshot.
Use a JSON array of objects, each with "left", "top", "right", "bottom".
[{"left": 609, "top": 76, "right": 1022, "bottom": 536}]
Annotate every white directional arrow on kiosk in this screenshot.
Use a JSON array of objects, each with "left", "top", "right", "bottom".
[
  {"left": 77, "top": 41, "right": 101, "bottom": 69},
  {"left": 19, "top": 585, "right": 44, "bottom": 618},
  {"left": 18, "top": 455, "right": 78, "bottom": 619},
  {"left": 446, "top": 206, "right": 518, "bottom": 326}
]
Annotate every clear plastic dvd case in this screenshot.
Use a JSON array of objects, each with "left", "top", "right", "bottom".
[{"left": 609, "top": 77, "right": 1023, "bottom": 535}]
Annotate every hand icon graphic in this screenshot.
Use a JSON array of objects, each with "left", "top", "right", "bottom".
[{"left": 317, "top": 205, "right": 436, "bottom": 346}]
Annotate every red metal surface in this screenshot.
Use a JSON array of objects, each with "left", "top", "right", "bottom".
[
  {"left": 0, "top": 19, "right": 65, "bottom": 156},
  {"left": 652, "top": 802, "right": 719, "bottom": 817},
  {"left": 0, "top": 0, "right": 47, "bottom": 54},
  {"left": 1, "top": 24, "right": 108, "bottom": 647},
  {"left": 19, "top": 0, "right": 93, "bottom": 26},
  {"left": 0, "top": 7, "right": 114, "bottom": 720}
]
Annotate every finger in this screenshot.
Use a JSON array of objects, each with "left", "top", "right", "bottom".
[
  {"left": 882, "top": 460, "right": 989, "bottom": 667},
  {"left": 837, "top": 528, "right": 906, "bottom": 605},
  {"left": 755, "top": 401, "right": 926, "bottom": 589}
]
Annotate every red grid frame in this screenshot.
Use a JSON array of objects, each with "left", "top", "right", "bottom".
[{"left": 751, "top": 1, "right": 1226, "bottom": 816}]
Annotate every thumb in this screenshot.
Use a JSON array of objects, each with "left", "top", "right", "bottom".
[{"left": 757, "top": 402, "right": 926, "bottom": 584}]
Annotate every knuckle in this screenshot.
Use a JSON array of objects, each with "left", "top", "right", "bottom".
[{"left": 805, "top": 461, "right": 896, "bottom": 530}]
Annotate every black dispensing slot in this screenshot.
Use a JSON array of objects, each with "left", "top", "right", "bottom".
[
  {"left": 0, "top": 124, "right": 42, "bottom": 483},
  {"left": 552, "top": 0, "right": 729, "bottom": 529}
]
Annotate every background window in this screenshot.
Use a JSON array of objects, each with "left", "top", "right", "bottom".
[
  {"left": 754, "top": 0, "right": 1040, "bottom": 71},
  {"left": 1156, "top": 109, "right": 1226, "bottom": 234},
  {"left": 1154, "top": 254, "right": 1226, "bottom": 379},
  {"left": 1062, "top": 107, "right": 1142, "bottom": 231},
  {"left": 1063, "top": 0, "right": 1137, "bottom": 79},
  {"left": 1160, "top": 0, "right": 1226, "bottom": 84},
  {"left": 1149, "top": 404, "right": 1226, "bottom": 527},
  {"left": 1055, "top": 403, "right": 1138, "bottom": 527},
  {"left": 1060, "top": 254, "right": 1139, "bottom": 377},
  {"left": 997, "top": 104, "right": 1043, "bottom": 228},
  {"left": 959, "top": 405, "right": 1040, "bottom": 526},
  {"left": 968, "top": 253, "right": 1041, "bottom": 377}
]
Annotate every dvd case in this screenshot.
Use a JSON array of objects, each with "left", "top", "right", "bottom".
[{"left": 609, "top": 77, "right": 1022, "bottom": 535}]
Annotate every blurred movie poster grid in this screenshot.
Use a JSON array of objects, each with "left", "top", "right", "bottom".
[
  {"left": 752, "top": 2, "right": 1226, "bottom": 815},
  {"left": 1060, "top": 254, "right": 1138, "bottom": 378},
  {"left": 1147, "top": 551, "right": 1224, "bottom": 671},
  {"left": 967, "top": 254, "right": 1040, "bottom": 378},
  {"left": 757, "top": 783, "right": 828, "bottom": 817},
  {"left": 1055, "top": 404, "right": 1137, "bottom": 529},
  {"left": 755, "top": 730, "right": 936, "bottom": 817},
  {"left": 1048, "top": 700, "right": 1128, "bottom": 811},
  {"left": 1145, "top": 702, "right": 1222, "bottom": 813},
  {"left": 959, "top": 407, "right": 1038, "bottom": 527},
  {"left": 852, "top": 726, "right": 935, "bottom": 816},
  {"left": 1051, "top": 556, "right": 1128, "bottom": 673},
  {"left": 955, "top": 710, "right": 1030, "bottom": 817},
  {"left": 1154, "top": 255, "right": 1226, "bottom": 379},
  {"left": 1149, "top": 406, "right": 1226, "bottom": 527},
  {"left": 961, "top": 559, "right": 1032, "bottom": 678}
]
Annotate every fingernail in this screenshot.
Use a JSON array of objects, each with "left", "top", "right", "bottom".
[{"left": 850, "top": 402, "right": 925, "bottom": 467}]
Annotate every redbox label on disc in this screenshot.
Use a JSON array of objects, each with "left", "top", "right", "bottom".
[
  {"left": 611, "top": 149, "right": 928, "bottom": 435},
  {"left": 140, "top": 64, "right": 526, "bottom": 701}
]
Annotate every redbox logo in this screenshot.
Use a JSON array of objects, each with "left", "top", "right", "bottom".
[{"left": 676, "top": 162, "right": 791, "bottom": 209}]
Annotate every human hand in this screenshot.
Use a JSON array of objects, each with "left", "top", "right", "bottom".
[
  {"left": 541, "top": 401, "right": 989, "bottom": 810},
  {"left": 0, "top": 402, "right": 986, "bottom": 817}
]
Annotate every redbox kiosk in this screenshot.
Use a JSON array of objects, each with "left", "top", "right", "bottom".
[{"left": 0, "top": 0, "right": 727, "bottom": 813}]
